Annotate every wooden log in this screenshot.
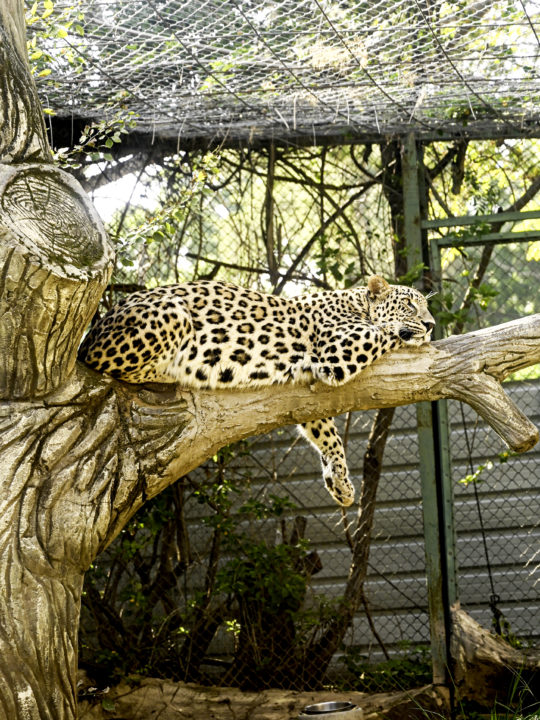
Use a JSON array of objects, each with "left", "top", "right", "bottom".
[
  {"left": 450, "top": 606, "right": 540, "bottom": 706},
  {"left": 78, "top": 678, "right": 449, "bottom": 720}
]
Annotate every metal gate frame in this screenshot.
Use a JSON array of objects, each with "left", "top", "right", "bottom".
[{"left": 401, "top": 134, "right": 540, "bottom": 688}]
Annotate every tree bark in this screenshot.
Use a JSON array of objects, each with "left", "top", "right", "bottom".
[
  {"left": 0, "top": 5, "right": 114, "bottom": 716},
  {"left": 450, "top": 606, "right": 540, "bottom": 706},
  {"left": 0, "top": 163, "right": 113, "bottom": 398},
  {"left": 0, "top": 0, "right": 50, "bottom": 162}
]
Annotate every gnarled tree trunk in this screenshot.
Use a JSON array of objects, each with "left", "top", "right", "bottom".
[{"left": 1, "top": 4, "right": 540, "bottom": 719}]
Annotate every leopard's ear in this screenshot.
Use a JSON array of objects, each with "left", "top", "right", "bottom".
[{"left": 367, "top": 275, "right": 390, "bottom": 298}]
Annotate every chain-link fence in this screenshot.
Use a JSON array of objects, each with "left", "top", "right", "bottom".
[
  {"left": 449, "top": 384, "right": 540, "bottom": 648},
  {"left": 430, "top": 229, "right": 540, "bottom": 656},
  {"left": 79, "top": 137, "right": 540, "bottom": 694},
  {"left": 93, "top": 144, "right": 397, "bottom": 298}
]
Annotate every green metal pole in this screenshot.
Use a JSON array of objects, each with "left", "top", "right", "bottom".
[
  {"left": 401, "top": 134, "right": 457, "bottom": 687},
  {"left": 428, "top": 236, "right": 458, "bottom": 612},
  {"left": 401, "top": 133, "right": 424, "bottom": 275},
  {"left": 416, "top": 402, "right": 448, "bottom": 685}
]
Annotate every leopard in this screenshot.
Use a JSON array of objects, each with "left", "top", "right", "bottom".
[{"left": 78, "top": 275, "right": 435, "bottom": 507}]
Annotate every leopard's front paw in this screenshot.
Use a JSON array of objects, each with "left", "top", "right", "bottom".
[
  {"left": 322, "top": 457, "right": 355, "bottom": 507},
  {"left": 311, "top": 364, "right": 343, "bottom": 387}
]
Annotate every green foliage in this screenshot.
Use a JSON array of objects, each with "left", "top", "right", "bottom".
[
  {"left": 54, "top": 112, "right": 138, "bottom": 170},
  {"left": 110, "top": 152, "right": 224, "bottom": 287},
  {"left": 429, "top": 271, "right": 500, "bottom": 333},
  {"left": 424, "top": 138, "right": 540, "bottom": 336},
  {"left": 26, "top": 0, "right": 86, "bottom": 94},
  {"left": 217, "top": 538, "right": 307, "bottom": 613},
  {"left": 397, "top": 261, "right": 428, "bottom": 287},
  {"left": 80, "top": 468, "right": 330, "bottom": 688},
  {"left": 314, "top": 235, "right": 358, "bottom": 287},
  {"left": 340, "top": 642, "right": 432, "bottom": 694},
  {"left": 206, "top": 489, "right": 313, "bottom": 660},
  {"left": 457, "top": 451, "right": 514, "bottom": 487}
]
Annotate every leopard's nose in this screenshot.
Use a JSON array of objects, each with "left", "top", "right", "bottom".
[{"left": 423, "top": 321, "right": 435, "bottom": 332}]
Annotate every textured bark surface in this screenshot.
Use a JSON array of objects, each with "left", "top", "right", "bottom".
[
  {"left": 0, "top": 6, "right": 115, "bottom": 716},
  {"left": 0, "top": 163, "right": 113, "bottom": 398},
  {"left": 450, "top": 606, "right": 540, "bottom": 706},
  {"left": 78, "top": 678, "right": 449, "bottom": 720},
  {"left": 0, "top": 1, "right": 50, "bottom": 162}
]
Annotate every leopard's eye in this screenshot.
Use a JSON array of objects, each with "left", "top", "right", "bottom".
[{"left": 405, "top": 298, "right": 417, "bottom": 314}]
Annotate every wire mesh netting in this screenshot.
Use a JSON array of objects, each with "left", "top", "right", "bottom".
[
  {"left": 99, "top": 144, "right": 397, "bottom": 297},
  {"left": 449, "top": 386, "right": 540, "bottom": 649},
  {"left": 29, "top": 0, "right": 540, "bottom": 146},
  {"left": 430, "top": 224, "right": 540, "bottom": 656},
  {"left": 78, "top": 137, "right": 540, "bottom": 693}
]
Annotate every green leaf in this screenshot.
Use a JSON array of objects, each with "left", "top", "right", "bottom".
[{"left": 101, "top": 698, "right": 116, "bottom": 712}]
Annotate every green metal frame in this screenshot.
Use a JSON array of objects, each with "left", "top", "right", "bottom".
[
  {"left": 402, "top": 134, "right": 457, "bottom": 686},
  {"left": 402, "top": 134, "right": 540, "bottom": 689},
  {"left": 428, "top": 211, "right": 540, "bottom": 293}
]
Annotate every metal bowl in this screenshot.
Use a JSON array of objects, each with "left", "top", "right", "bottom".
[{"left": 302, "top": 701, "right": 357, "bottom": 715}]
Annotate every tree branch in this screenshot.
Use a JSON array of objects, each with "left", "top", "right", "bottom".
[
  {"left": 54, "top": 312, "right": 539, "bottom": 549},
  {"left": 3, "top": 314, "right": 538, "bottom": 575}
]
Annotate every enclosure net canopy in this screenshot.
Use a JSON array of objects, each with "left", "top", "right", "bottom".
[{"left": 31, "top": 0, "right": 540, "bottom": 147}]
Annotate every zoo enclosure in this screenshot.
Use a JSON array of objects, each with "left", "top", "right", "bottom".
[
  {"left": 28, "top": 0, "right": 540, "bottom": 695},
  {"left": 78, "top": 137, "right": 540, "bottom": 692}
]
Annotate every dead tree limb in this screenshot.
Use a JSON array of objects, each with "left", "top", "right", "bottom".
[{"left": 450, "top": 606, "right": 540, "bottom": 706}]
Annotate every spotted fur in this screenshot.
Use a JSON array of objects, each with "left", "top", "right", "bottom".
[{"left": 78, "top": 275, "right": 435, "bottom": 506}]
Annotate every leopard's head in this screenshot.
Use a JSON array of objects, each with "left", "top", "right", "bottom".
[{"left": 367, "top": 275, "right": 435, "bottom": 346}]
